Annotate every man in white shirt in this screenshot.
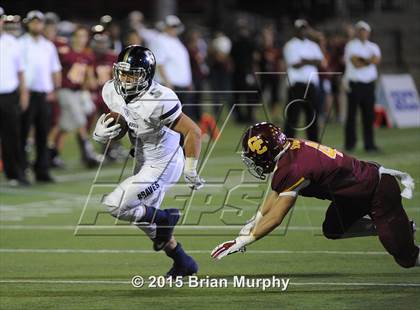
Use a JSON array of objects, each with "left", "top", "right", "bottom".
[
  {"left": 19, "top": 11, "right": 62, "bottom": 182},
  {"left": 283, "top": 19, "right": 324, "bottom": 142},
  {"left": 344, "top": 21, "right": 381, "bottom": 152},
  {"left": 0, "top": 7, "right": 30, "bottom": 186},
  {"left": 149, "top": 16, "right": 195, "bottom": 119}
]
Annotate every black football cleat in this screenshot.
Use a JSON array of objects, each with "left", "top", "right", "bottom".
[
  {"left": 35, "top": 173, "right": 55, "bottom": 183},
  {"left": 152, "top": 208, "right": 180, "bottom": 251},
  {"left": 166, "top": 255, "right": 198, "bottom": 278}
]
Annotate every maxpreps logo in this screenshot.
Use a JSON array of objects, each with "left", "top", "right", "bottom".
[{"left": 137, "top": 182, "right": 160, "bottom": 200}]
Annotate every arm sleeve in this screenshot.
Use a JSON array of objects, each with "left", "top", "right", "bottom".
[{"left": 344, "top": 42, "right": 352, "bottom": 63}]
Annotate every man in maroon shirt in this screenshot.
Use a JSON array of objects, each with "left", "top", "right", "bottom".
[
  {"left": 211, "top": 122, "right": 419, "bottom": 268},
  {"left": 54, "top": 26, "right": 99, "bottom": 167},
  {"left": 91, "top": 32, "right": 116, "bottom": 114},
  {"left": 90, "top": 31, "right": 126, "bottom": 162}
]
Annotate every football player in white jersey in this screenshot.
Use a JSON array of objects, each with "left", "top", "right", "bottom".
[{"left": 93, "top": 45, "right": 204, "bottom": 277}]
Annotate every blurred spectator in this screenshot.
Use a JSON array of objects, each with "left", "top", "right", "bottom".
[
  {"left": 344, "top": 21, "right": 381, "bottom": 152},
  {"left": 57, "top": 20, "right": 76, "bottom": 38},
  {"left": 53, "top": 26, "right": 99, "bottom": 167},
  {"left": 101, "top": 15, "right": 122, "bottom": 54},
  {"left": 90, "top": 31, "right": 125, "bottom": 162},
  {"left": 283, "top": 19, "right": 324, "bottom": 141},
  {"left": 325, "top": 29, "right": 348, "bottom": 123},
  {"left": 0, "top": 7, "right": 30, "bottom": 186},
  {"left": 44, "top": 12, "right": 67, "bottom": 46},
  {"left": 122, "top": 28, "right": 144, "bottom": 48},
  {"left": 258, "top": 24, "right": 283, "bottom": 116},
  {"left": 186, "top": 29, "right": 209, "bottom": 120},
  {"left": 44, "top": 12, "right": 68, "bottom": 168},
  {"left": 312, "top": 30, "right": 333, "bottom": 125},
  {"left": 127, "top": 10, "right": 157, "bottom": 47},
  {"left": 208, "top": 32, "right": 233, "bottom": 116},
  {"left": 19, "top": 10, "right": 62, "bottom": 182},
  {"left": 3, "top": 14, "right": 22, "bottom": 37},
  {"left": 230, "top": 25, "right": 259, "bottom": 123},
  {"left": 91, "top": 32, "right": 116, "bottom": 114},
  {"left": 150, "top": 15, "right": 193, "bottom": 118}
]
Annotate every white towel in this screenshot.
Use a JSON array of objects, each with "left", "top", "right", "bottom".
[{"left": 379, "top": 166, "right": 415, "bottom": 199}]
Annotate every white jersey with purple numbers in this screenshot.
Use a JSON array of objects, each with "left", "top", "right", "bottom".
[{"left": 102, "top": 80, "right": 183, "bottom": 167}]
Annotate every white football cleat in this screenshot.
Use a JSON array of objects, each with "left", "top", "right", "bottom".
[{"left": 211, "top": 239, "right": 247, "bottom": 260}]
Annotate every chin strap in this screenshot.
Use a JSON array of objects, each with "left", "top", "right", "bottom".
[{"left": 274, "top": 141, "right": 291, "bottom": 162}]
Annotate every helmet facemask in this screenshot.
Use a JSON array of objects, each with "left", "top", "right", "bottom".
[
  {"left": 241, "top": 153, "right": 269, "bottom": 180},
  {"left": 113, "top": 62, "right": 149, "bottom": 98}
]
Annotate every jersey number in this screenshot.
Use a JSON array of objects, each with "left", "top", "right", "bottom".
[
  {"left": 304, "top": 141, "right": 343, "bottom": 159},
  {"left": 150, "top": 88, "right": 162, "bottom": 99},
  {"left": 67, "top": 63, "right": 87, "bottom": 84}
]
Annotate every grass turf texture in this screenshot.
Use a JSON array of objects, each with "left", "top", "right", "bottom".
[{"left": 1, "top": 117, "right": 419, "bottom": 309}]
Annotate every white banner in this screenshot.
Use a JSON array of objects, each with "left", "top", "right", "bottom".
[{"left": 378, "top": 74, "right": 420, "bottom": 128}]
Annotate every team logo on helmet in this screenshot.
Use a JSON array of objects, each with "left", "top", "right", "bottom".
[{"left": 247, "top": 136, "right": 268, "bottom": 155}]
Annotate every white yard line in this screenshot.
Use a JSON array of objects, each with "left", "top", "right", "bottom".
[
  {"left": 0, "top": 248, "right": 388, "bottom": 255},
  {"left": 0, "top": 279, "right": 418, "bottom": 287}
]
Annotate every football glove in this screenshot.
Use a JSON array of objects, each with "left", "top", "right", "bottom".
[
  {"left": 184, "top": 157, "right": 205, "bottom": 190},
  {"left": 210, "top": 235, "right": 255, "bottom": 260},
  {"left": 239, "top": 211, "right": 262, "bottom": 236},
  {"left": 93, "top": 113, "right": 121, "bottom": 143}
]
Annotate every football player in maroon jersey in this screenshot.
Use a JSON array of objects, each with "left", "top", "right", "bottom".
[{"left": 211, "top": 122, "right": 419, "bottom": 268}]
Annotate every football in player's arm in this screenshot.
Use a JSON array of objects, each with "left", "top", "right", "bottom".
[{"left": 212, "top": 122, "right": 419, "bottom": 269}]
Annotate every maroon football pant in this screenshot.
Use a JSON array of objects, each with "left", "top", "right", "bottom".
[{"left": 322, "top": 174, "right": 419, "bottom": 268}]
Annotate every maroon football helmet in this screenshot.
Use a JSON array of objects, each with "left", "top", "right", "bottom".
[{"left": 241, "top": 122, "right": 289, "bottom": 180}]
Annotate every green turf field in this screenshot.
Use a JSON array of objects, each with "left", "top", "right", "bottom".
[{"left": 1, "top": 115, "right": 419, "bottom": 309}]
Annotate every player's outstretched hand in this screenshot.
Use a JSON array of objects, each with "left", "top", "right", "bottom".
[
  {"left": 211, "top": 238, "right": 247, "bottom": 260},
  {"left": 93, "top": 113, "right": 121, "bottom": 143}
]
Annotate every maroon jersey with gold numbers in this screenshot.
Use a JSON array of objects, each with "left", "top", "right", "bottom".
[
  {"left": 60, "top": 48, "right": 94, "bottom": 90},
  {"left": 271, "top": 139, "right": 380, "bottom": 200}
]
